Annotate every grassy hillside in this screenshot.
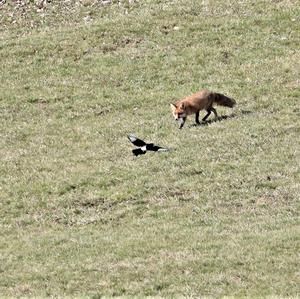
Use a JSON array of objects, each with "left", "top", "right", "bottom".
[{"left": 0, "top": 0, "right": 299, "bottom": 297}]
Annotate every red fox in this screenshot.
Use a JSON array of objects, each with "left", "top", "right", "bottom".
[{"left": 170, "top": 89, "right": 236, "bottom": 129}]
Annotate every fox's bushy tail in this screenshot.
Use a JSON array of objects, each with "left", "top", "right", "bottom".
[{"left": 214, "top": 93, "right": 236, "bottom": 108}]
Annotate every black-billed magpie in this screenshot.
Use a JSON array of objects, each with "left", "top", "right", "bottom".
[{"left": 128, "top": 134, "right": 169, "bottom": 156}]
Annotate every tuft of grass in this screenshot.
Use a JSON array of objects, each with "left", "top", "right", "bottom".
[{"left": 0, "top": 0, "right": 299, "bottom": 297}]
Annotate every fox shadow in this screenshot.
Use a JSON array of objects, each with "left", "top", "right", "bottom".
[
  {"left": 189, "top": 114, "right": 235, "bottom": 127},
  {"left": 190, "top": 110, "right": 252, "bottom": 127}
]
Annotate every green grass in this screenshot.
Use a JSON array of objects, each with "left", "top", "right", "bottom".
[{"left": 0, "top": 0, "right": 299, "bottom": 297}]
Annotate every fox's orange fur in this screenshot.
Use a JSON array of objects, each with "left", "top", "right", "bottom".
[{"left": 170, "top": 89, "right": 236, "bottom": 128}]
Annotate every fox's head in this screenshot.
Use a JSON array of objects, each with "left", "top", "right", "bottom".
[{"left": 170, "top": 103, "right": 186, "bottom": 121}]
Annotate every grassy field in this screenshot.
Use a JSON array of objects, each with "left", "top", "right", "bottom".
[{"left": 0, "top": 0, "right": 299, "bottom": 297}]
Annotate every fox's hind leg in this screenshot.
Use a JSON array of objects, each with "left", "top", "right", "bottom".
[
  {"left": 202, "top": 110, "right": 211, "bottom": 121},
  {"left": 211, "top": 107, "right": 218, "bottom": 118},
  {"left": 195, "top": 111, "right": 200, "bottom": 124},
  {"left": 203, "top": 107, "right": 219, "bottom": 121}
]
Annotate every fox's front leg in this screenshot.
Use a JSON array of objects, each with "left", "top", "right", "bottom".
[
  {"left": 179, "top": 117, "right": 186, "bottom": 129},
  {"left": 195, "top": 111, "right": 200, "bottom": 125}
]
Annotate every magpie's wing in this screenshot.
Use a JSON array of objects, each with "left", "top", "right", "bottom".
[
  {"left": 132, "top": 148, "right": 146, "bottom": 156},
  {"left": 128, "top": 134, "right": 147, "bottom": 147},
  {"left": 146, "top": 144, "right": 169, "bottom": 152}
]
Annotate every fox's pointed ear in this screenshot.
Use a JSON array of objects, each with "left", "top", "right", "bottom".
[
  {"left": 170, "top": 103, "right": 176, "bottom": 111},
  {"left": 179, "top": 102, "right": 185, "bottom": 109}
]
